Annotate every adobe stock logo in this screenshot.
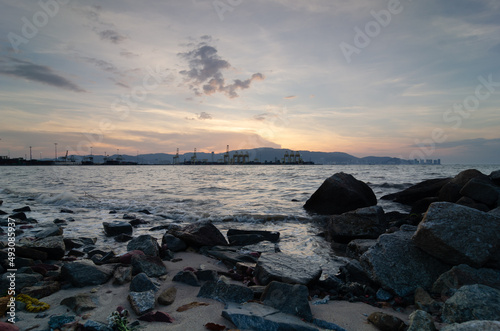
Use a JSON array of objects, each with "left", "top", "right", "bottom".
[{"left": 339, "top": 0, "right": 412, "bottom": 64}]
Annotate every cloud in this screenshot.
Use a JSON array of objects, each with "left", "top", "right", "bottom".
[
  {"left": 81, "top": 56, "right": 120, "bottom": 75},
  {"left": 120, "top": 49, "right": 139, "bottom": 58},
  {"left": 83, "top": 5, "right": 127, "bottom": 45},
  {"left": 0, "top": 57, "right": 85, "bottom": 92},
  {"left": 98, "top": 29, "right": 127, "bottom": 44},
  {"left": 178, "top": 39, "right": 264, "bottom": 98},
  {"left": 284, "top": 95, "right": 296, "bottom": 99},
  {"left": 197, "top": 112, "right": 212, "bottom": 120}
]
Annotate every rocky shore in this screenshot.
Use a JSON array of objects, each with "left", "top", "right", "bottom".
[{"left": 0, "top": 168, "right": 500, "bottom": 330}]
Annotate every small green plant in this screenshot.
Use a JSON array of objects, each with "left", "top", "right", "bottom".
[{"left": 107, "top": 306, "right": 137, "bottom": 331}]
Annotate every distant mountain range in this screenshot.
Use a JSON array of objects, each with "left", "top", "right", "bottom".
[{"left": 64, "top": 147, "right": 439, "bottom": 165}]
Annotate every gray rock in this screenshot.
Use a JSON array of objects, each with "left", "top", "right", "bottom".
[
  {"left": 130, "top": 272, "right": 159, "bottom": 292},
  {"left": 127, "top": 235, "right": 160, "bottom": 256},
  {"left": 412, "top": 202, "right": 500, "bottom": 267},
  {"left": 169, "top": 220, "right": 228, "bottom": 248},
  {"left": 103, "top": 221, "right": 133, "bottom": 237},
  {"left": 198, "top": 280, "right": 254, "bottom": 303},
  {"left": 83, "top": 320, "right": 113, "bottom": 331},
  {"left": 255, "top": 253, "right": 322, "bottom": 286},
  {"left": 196, "top": 269, "right": 218, "bottom": 282},
  {"left": 432, "top": 264, "right": 500, "bottom": 297},
  {"left": 34, "top": 226, "right": 63, "bottom": 239},
  {"left": 460, "top": 177, "right": 500, "bottom": 207},
  {"left": 13, "top": 246, "right": 48, "bottom": 260},
  {"left": 360, "top": 227, "right": 449, "bottom": 297},
  {"left": 200, "top": 246, "right": 259, "bottom": 265},
  {"left": 61, "top": 260, "right": 114, "bottom": 287},
  {"left": 0, "top": 272, "right": 43, "bottom": 292},
  {"left": 30, "top": 235, "right": 66, "bottom": 260},
  {"left": 490, "top": 207, "right": 500, "bottom": 218},
  {"left": 161, "top": 234, "right": 187, "bottom": 252},
  {"left": 376, "top": 288, "right": 393, "bottom": 301},
  {"left": 441, "top": 320, "right": 500, "bottom": 331},
  {"left": 414, "top": 287, "right": 442, "bottom": 314},
  {"left": 21, "top": 281, "right": 60, "bottom": 299},
  {"left": 261, "top": 281, "right": 312, "bottom": 322},
  {"left": 60, "top": 293, "right": 97, "bottom": 314},
  {"left": 407, "top": 310, "right": 436, "bottom": 331},
  {"left": 382, "top": 177, "right": 451, "bottom": 205},
  {"left": 128, "top": 290, "right": 155, "bottom": 316},
  {"left": 222, "top": 302, "right": 319, "bottom": 331},
  {"left": 113, "top": 266, "right": 132, "bottom": 285},
  {"left": 157, "top": 286, "right": 176, "bottom": 305},
  {"left": 172, "top": 270, "right": 200, "bottom": 286},
  {"left": 442, "top": 284, "right": 500, "bottom": 323},
  {"left": 131, "top": 254, "right": 167, "bottom": 277},
  {"left": 327, "top": 206, "right": 386, "bottom": 244},
  {"left": 304, "top": 172, "right": 377, "bottom": 215},
  {"left": 439, "top": 169, "right": 487, "bottom": 203},
  {"left": 456, "top": 196, "right": 490, "bottom": 212}
]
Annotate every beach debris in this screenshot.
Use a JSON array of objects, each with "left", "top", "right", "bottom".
[
  {"left": 261, "top": 281, "right": 313, "bottom": 321},
  {"left": 157, "top": 286, "right": 177, "bottom": 306},
  {"left": 176, "top": 301, "right": 209, "bottom": 312},
  {"left": 367, "top": 311, "right": 407, "bottom": 331},
  {"left": 173, "top": 270, "right": 201, "bottom": 286},
  {"left": 128, "top": 290, "right": 155, "bottom": 315},
  {"left": 198, "top": 280, "right": 254, "bottom": 304},
  {"left": 127, "top": 234, "right": 160, "bottom": 257},
  {"left": 108, "top": 307, "right": 137, "bottom": 330},
  {"left": 138, "top": 310, "right": 174, "bottom": 323}
]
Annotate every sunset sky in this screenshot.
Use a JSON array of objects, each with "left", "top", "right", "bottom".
[{"left": 1, "top": 0, "right": 500, "bottom": 163}]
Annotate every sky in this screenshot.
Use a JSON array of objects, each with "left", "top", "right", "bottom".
[{"left": 1, "top": 0, "right": 500, "bottom": 164}]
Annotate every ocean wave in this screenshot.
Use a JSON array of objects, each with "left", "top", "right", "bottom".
[{"left": 37, "top": 191, "right": 79, "bottom": 205}]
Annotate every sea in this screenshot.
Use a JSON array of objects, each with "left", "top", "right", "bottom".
[{"left": 1, "top": 164, "right": 499, "bottom": 269}]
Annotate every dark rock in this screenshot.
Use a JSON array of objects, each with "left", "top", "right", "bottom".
[
  {"left": 412, "top": 202, "right": 500, "bottom": 267},
  {"left": 30, "top": 235, "right": 66, "bottom": 260},
  {"left": 63, "top": 238, "right": 91, "bottom": 250},
  {"left": 376, "top": 288, "right": 393, "bottom": 301},
  {"left": 129, "top": 218, "right": 148, "bottom": 227},
  {"left": 22, "top": 281, "right": 61, "bottom": 299},
  {"left": 131, "top": 254, "right": 167, "bottom": 277},
  {"left": 49, "top": 315, "right": 76, "bottom": 330},
  {"left": 196, "top": 269, "right": 219, "bottom": 282},
  {"left": 304, "top": 172, "right": 377, "bottom": 215},
  {"left": 456, "top": 196, "right": 490, "bottom": 212},
  {"left": 0, "top": 272, "right": 43, "bottom": 292},
  {"left": 360, "top": 225, "right": 450, "bottom": 297},
  {"left": 170, "top": 220, "right": 228, "bottom": 247},
  {"left": 414, "top": 287, "right": 442, "bottom": 314},
  {"left": 261, "top": 281, "right": 312, "bottom": 322},
  {"left": 0, "top": 209, "right": 7, "bottom": 215},
  {"left": 222, "top": 302, "right": 320, "bottom": 331},
  {"left": 138, "top": 209, "right": 151, "bottom": 214},
  {"left": 367, "top": 311, "right": 407, "bottom": 331},
  {"left": 115, "top": 234, "right": 133, "bottom": 242},
  {"left": 172, "top": 270, "right": 200, "bottom": 286},
  {"left": 341, "top": 259, "right": 374, "bottom": 285},
  {"left": 13, "top": 246, "right": 49, "bottom": 260},
  {"left": 138, "top": 311, "right": 173, "bottom": 323},
  {"left": 35, "top": 226, "right": 63, "bottom": 239},
  {"left": 442, "top": 284, "right": 500, "bottom": 323},
  {"left": 158, "top": 286, "right": 177, "bottom": 305},
  {"left": 130, "top": 272, "right": 159, "bottom": 292},
  {"left": 255, "top": 253, "right": 322, "bottom": 286},
  {"left": 83, "top": 320, "right": 113, "bottom": 331},
  {"left": 119, "top": 250, "right": 145, "bottom": 264},
  {"left": 123, "top": 213, "right": 136, "bottom": 220},
  {"left": 327, "top": 206, "right": 387, "bottom": 244},
  {"left": 10, "top": 212, "right": 27, "bottom": 220},
  {"left": 13, "top": 206, "right": 31, "bottom": 212},
  {"left": 460, "top": 177, "right": 500, "bottom": 207},
  {"left": 381, "top": 177, "right": 451, "bottom": 205},
  {"left": 490, "top": 207, "right": 500, "bottom": 218},
  {"left": 113, "top": 266, "right": 132, "bottom": 285},
  {"left": 441, "top": 320, "right": 500, "bottom": 331},
  {"left": 491, "top": 170, "right": 500, "bottom": 185},
  {"left": 439, "top": 169, "right": 486, "bottom": 203},
  {"left": 128, "top": 290, "right": 155, "bottom": 315},
  {"left": 432, "top": 264, "right": 500, "bottom": 297},
  {"left": 127, "top": 234, "right": 160, "bottom": 256},
  {"left": 0, "top": 322, "right": 20, "bottom": 331},
  {"left": 407, "top": 310, "right": 436, "bottom": 331},
  {"left": 411, "top": 197, "right": 439, "bottom": 214},
  {"left": 103, "top": 221, "right": 133, "bottom": 237},
  {"left": 346, "top": 239, "right": 377, "bottom": 260},
  {"left": 227, "top": 229, "right": 280, "bottom": 242},
  {"left": 60, "top": 208, "right": 74, "bottom": 213},
  {"left": 161, "top": 234, "right": 187, "bottom": 252},
  {"left": 61, "top": 259, "right": 114, "bottom": 287},
  {"left": 228, "top": 234, "right": 269, "bottom": 246},
  {"left": 61, "top": 293, "right": 97, "bottom": 314},
  {"left": 198, "top": 280, "right": 254, "bottom": 303}
]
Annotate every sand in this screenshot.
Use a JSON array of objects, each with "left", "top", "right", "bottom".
[{"left": 12, "top": 251, "right": 411, "bottom": 331}]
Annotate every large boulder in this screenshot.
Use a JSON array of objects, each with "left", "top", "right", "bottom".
[
  {"left": 34, "top": 226, "right": 63, "bottom": 239},
  {"left": 61, "top": 260, "right": 114, "bottom": 287},
  {"left": 381, "top": 177, "right": 451, "bottom": 205},
  {"left": 460, "top": 177, "right": 500, "bottom": 208},
  {"left": 360, "top": 225, "right": 450, "bottom": 297},
  {"left": 432, "top": 264, "right": 500, "bottom": 296},
  {"left": 127, "top": 235, "right": 160, "bottom": 256},
  {"left": 442, "top": 284, "right": 500, "bottom": 323},
  {"left": 128, "top": 290, "right": 155, "bottom": 316},
  {"left": 304, "top": 172, "right": 377, "bottom": 215},
  {"left": 439, "top": 169, "right": 486, "bottom": 203},
  {"left": 198, "top": 279, "right": 254, "bottom": 304},
  {"left": 169, "top": 220, "right": 228, "bottom": 247},
  {"left": 254, "top": 253, "right": 322, "bottom": 286},
  {"left": 30, "top": 235, "right": 66, "bottom": 260},
  {"left": 491, "top": 170, "right": 500, "bottom": 186},
  {"left": 327, "top": 206, "right": 387, "bottom": 244},
  {"left": 412, "top": 202, "right": 500, "bottom": 267},
  {"left": 261, "top": 281, "right": 312, "bottom": 322}
]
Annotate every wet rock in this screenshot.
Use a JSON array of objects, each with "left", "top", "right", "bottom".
[
  {"left": 172, "top": 270, "right": 200, "bottom": 286},
  {"left": 198, "top": 280, "right": 254, "bottom": 304},
  {"left": 438, "top": 169, "right": 486, "bottom": 203},
  {"left": 169, "top": 220, "right": 228, "bottom": 247},
  {"left": 61, "top": 293, "right": 97, "bottom": 314},
  {"left": 441, "top": 320, "right": 500, "bottom": 331},
  {"left": 460, "top": 177, "right": 500, "bottom": 208},
  {"left": 29, "top": 235, "right": 66, "bottom": 260},
  {"left": 10, "top": 212, "right": 27, "bottom": 220},
  {"left": 34, "top": 226, "right": 63, "bottom": 239},
  {"left": 158, "top": 286, "right": 177, "bottom": 306},
  {"left": 138, "top": 310, "right": 173, "bottom": 323},
  {"left": 61, "top": 259, "right": 114, "bottom": 287},
  {"left": 113, "top": 266, "right": 132, "bottom": 285},
  {"left": 412, "top": 202, "right": 500, "bottom": 267},
  {"left": 327, "top": 206, "right": 386, "bottom": 244},
  {"left": 407, "top": 310, "right": 436, "bottom": 331},
  {"left": 129, "top": 218, "right": 148, "bottom": 227},
  {"left": 432, "top": 264, "right": 500, "bottom": 297},
  {"left": 128, "top": 290, "right": 155, "bottom": 315},
  {"left": 127, "top": 234, "right": 160, "bottom": 256},
  {"left": 123, "top": 213, "right": 136, "bottom": 220},
  {"left": 15, "top": 246, "right": 48, "bottom": 261},
  {"left": 103, "top": 221, "right": 133, "bottom": 237},
  {"left": 60, "top": 208, "right": 74, "bottom": 213},
  {"left": 456, "top": 196, "right": 490, "bottom": 212},
  {"left": 161, "top": 233, "right": 187, "bottom": 252},
  {"left": 442, "top": 284, "right": 500, "bottom": 323},
  {"left": 222, "top": 302, "right": 319, "bottom": 331},
  {"left": 21, "top": 281, "right": 61, "bottom": 299},
  {"left": 131, "top": 254, "right": 167, "bottom": 277},
  {"left": 304, "top": 172, "right": 377, "bottom": 215},
  {"left": 200, "top": 246, "right": 261, "bottom": 266},
  {"left": 115, "top": 234, "right": 133, "bottom": 242},
  {"left": 255, "top": 253, "right": 322, "bottom": 286},
  {"left": 13, "top": 206, "right": 31, "bottom": 212},
  {"left": 347, "top": 239, "right": 377, "bottom": 260},
  {"left": 138, "top": 209, "right": 151, "bottom": 214},
  {"left": 227, "top": 229, "right": 280, "bottom": 246},
  {"left": 130, "top": 272, "right": 159, "bottom": 292},
  {"left": 63, "top": 237, "right": 95, "bottom": 250},
  {"left": 119, "top": 250, "right": 145, "bottom": 264},
  {"left": 360, "top": 225, "right": 449, "bottom": 297},
  {"left": 261, "top": 281, "right": 312, "bottom": 322},
  {"left": 382, "top": 177, "right": 451, "bottom": 205},
  {"left": 414, "top": 287, "right": 441, "bottom": 314},
  {"left": 367, "top": 311, "right": 407, "bottom": 331}
]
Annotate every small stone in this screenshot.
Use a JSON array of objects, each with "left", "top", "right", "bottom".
[
  {"left": 367, "top": 312, "right": 407, "bottom": 331},
  {"left": 128, "top": 290, "right": 155, "bottom": 315},
  {"left": 158, "top": 287, "right": 177, "bottom": 306},
  {"left": 113, "top": 266, "right": 132, "bottom": 285},
  {"left": 138, "top": 311, "right": 173, "bottom": 323},
  {"left": 376, "top": 288, "right": 393, "bottom": 301},
  {"left": 131, "top": 254, "right": 167, "bottom": 277},
  {"left": 172, "top": 270, "right": 200, "bottom": 286}
]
